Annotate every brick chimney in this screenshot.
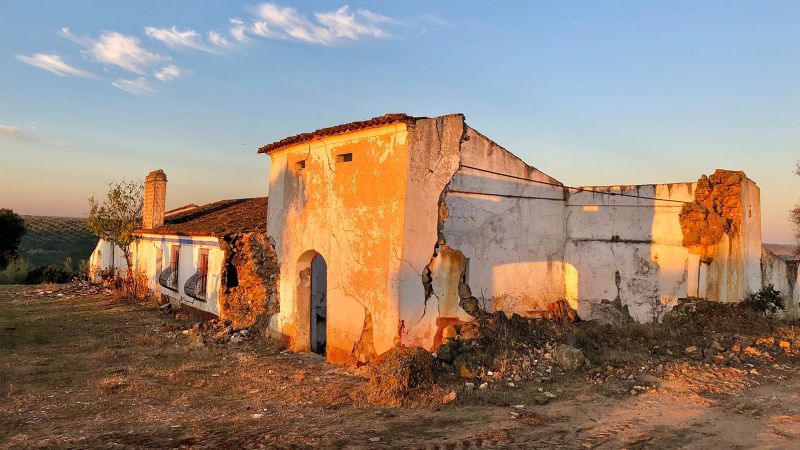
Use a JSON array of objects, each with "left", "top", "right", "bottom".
[{"left": 143, "top": 169, "right": 167, "bottom": 230}]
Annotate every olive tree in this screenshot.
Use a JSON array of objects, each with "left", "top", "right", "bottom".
[
  {"left": 793, "top": 162, "right": 800, "bottom": 252},
  {"left": 0, "top": 208, "right": 26, "bottom": 269},
  {"left": 86, "top": 179, "right": 143, "bottom": 280}
]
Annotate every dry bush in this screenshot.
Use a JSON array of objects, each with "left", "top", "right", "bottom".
[
  {"left": 366, "top": 346, "right": 443, "bottom": 407},
  {"left": 109, "top": 271, "right": 159, "bottom": 306},
  {"left": 564, "top": 299, "right": 776, "bottom": 366}
]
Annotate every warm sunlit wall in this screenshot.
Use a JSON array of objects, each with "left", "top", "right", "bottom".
[
  {"left": 565, "top": 183, "right": 696, "bottom": 322},
  {"left": 265, "top": 123, "right": 409, "bottom": 364},
  {"left": 447, "top": 127, "right": 567, "bottom": 315},
  {"left": 88, "top": 236, "right": 223, "bottom": 315},
  {"left": 133, "top": 234, "right": 224, "bottom": 317},
  {"left": 398, "top": 117, "right": 569, "bottom": 348}
]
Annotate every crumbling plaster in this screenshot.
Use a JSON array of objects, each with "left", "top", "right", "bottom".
[
  {"left": 265, "top": 113, "right": 767, "bottom": 361},
  {"left": 761, "top": 247, "right": 800, "bottom": 319},
  {"left": 266, "top": 123, "right": 410, "bottom": 363},
  {"left": 565, "top": 183, "right": 696, "bottom": 323}
]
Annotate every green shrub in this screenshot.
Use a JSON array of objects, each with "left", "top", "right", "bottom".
[
  {"left": 25, "top": 265, "right": 73, "bottom": 284},
  {"left": 0, "top": 258, "right": 30, "bottom": 284},
  {"left": 744, "top": 284, "right": 785, "bottom": 314}
]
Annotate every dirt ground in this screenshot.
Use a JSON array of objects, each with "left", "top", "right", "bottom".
[{"left": 3, "top": 285, "right": 800, "bottom": 449}]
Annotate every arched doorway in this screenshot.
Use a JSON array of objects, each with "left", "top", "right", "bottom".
[
  {"left": 309, "top": 254, "right": 327, "bottom": 354},
  {"left": 297, "top": 250, "right": 327, "bottom": 355}
]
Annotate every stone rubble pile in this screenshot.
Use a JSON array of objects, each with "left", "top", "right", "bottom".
[
  {"left": 159, "top": 318, "right": 253, "bottom": 347},
  {"left": 16, "top": 281, "right": 112, "bottom": 298}
]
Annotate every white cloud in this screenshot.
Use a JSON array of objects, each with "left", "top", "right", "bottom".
[
  {"left": 0, "top": 124, "right": 67, "bottom": 145},
  {"left": 111, "top": 77, "right": 155, "bottom": 95},
  {"left": 208, "top": 30, "right": 231, "bottom": 48},
  {"left": 15, "top": 53, "right": 98, "bottom": 79},
  {"left": 244, "top": 3, "right": 392, "bottom": 46},
  {"left": 62, "top": 28, "right": 169, "bottom": 74},
  {"left": 229, "top": 18, "right": 249, "bottom": 42},
  {"left": 154, "top": 64, "right": 183, "bottom": 82},
  {"left": 145, "top": 26, "right": 218, "bottom": 53}
]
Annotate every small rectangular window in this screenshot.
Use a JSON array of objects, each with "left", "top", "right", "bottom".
[
  {"left": 170, "top": 245, "right": 180, "bottom": 277},
  {"left": 295, "top": 160, "right": 306, "bottom": 170},
  {"left": 335, "top": 153, "right": 353, "bottom": 163},
  {"left": 198, "top": 249, "right": 209, "bottom": 275},
  {"left": 156, "top": 247, "right": 163, "bottom": 273}
]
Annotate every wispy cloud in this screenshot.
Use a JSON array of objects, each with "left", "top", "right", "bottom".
[
  {"left": 243, "top": 3, "right": 391, "bottom": 46},
  {"left": 154, "top": 64, "right": 183, "bottom": 82},
  {"left": 208, "top": 30, "right": 232, "bottom": 48},
  {"left": 62, "top": 27, "right": 169, "bottom": 75},
  {"left": 19, "top": 4, "right": 410, "bottom": 96},
  {"left": 418, "top": 13, "right": 452, "bottom": 27},
  {"left": 15, "top": 53, "right": 98, "bottom": 79},
  {"left": 145, "top": 26, "right": 218, "bottom": 53},
  {"left": 111, "top": 77, "right": 155, "bottom": 95},
  {"left": 229, "top": 18, "right": 249, "bottom": 42},
  {"left": 0, "top": 124, "right": 67, "bottom": 145}
]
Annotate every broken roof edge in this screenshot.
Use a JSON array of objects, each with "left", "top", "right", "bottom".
[
  {"left": 461, "top": 122, "right": 565, "bottom": 187},
  {"left": 574, "top": 169, "right": 754, "bottom": 192},
  {"left": 257, "top": 113, "right": 427, "bottom": 155}
]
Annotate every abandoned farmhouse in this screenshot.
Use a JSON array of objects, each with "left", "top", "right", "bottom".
[{"left": 90, "top": 113, "right": 797, "bottom": 365}]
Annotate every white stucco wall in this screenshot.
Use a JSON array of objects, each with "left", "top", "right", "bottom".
[
  {"left": 263, "top": 113, "right": 769, "bottom": 359},
  {"left": 134, "top": 234, "right": 223, "bottom": 316},
  {"left": 398, "top": 117, "right": 568, "bottom": 347},
  {"left": 88, "top": 240, "right": 130, "bottom": 279},
  {"left": 742, "top": 179, "right": 764, "bottom": 296},
  {"left": 397, "top": 115, "right": 463, "bottom": 348},
  {"left": 444, "top": 127, "right": 567, "bottom": 316},
  {"left": 761, "top": 247, "right": 799, "bottom": 318},
  {"left": 565, "top": 183, "right": 696, "bottom": 322},
  {"left": 89, "top": 235, "right": 223, "bottom": 316}
]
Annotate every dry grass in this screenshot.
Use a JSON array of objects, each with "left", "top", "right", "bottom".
[
  {"left": 3, "top": 285, "right": 800, "bottom": 449},
  {"left": 0, "top": 286, "right": 511, "bottom": 448}
]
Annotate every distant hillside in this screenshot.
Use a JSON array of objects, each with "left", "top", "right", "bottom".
[{"left": 17, "top": 215, "right": 97, "bottom": 267}]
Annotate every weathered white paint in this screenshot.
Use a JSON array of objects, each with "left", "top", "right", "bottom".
[
  {"left": 88, "top": 234, "right": 223, "bottom": 316},
  {"left": 264, "top": 113, "right": 768, "bottom": 360},
  {"left": 761, "top": 246, "right": 799, "bottom": 318},
  {"left": 565, "top": 183, "right": 696, "bottom": 322}
]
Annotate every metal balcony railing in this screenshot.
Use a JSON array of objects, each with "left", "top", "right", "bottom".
[
  {"left": 184, "top": 270, "right": 208, "bottom": 301},
  {"left": 158, "top": 264, "right": 179, "bottom": 291}
]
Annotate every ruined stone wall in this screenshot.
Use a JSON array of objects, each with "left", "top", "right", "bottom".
[
  {"left": 565, "top": 183, "right": 696, "bottom": 323},
  {"left": 398, "top": 117, "right": 569, "bottom": 348},
  {"left": 218, "top": 232, "right": 279, "bottom": 329},
  {"left": 761, "top": 247, "right": 799, "bottom": 318},
  {"left": 396, "top": 115, "right": 464, "bottom": 349},
  {"left": 442, "top": 128, "right": 568, "bottom": 318},
  {"left": 678, "top": 170, "right": 762, "bottom": 302}
]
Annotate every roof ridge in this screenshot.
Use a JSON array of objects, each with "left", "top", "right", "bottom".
[{"left": 257, "top": 113, "right": 418, "bottom": 155}]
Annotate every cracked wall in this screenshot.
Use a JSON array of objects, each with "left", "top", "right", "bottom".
[
  {"left": 265, "top": 112, "right": 766, "bottom": 359},
  {"left": 565, "top": 183, "right": 697, "bottom": 323},
  {"left": 266, "top": 123, "right": 409, "bottom": 364},
  {"left": 398, "top": 116, "right": 570, "bottom": 348},
  {"left": 761, "top": 247, "right": 800, "bottom": 319}
]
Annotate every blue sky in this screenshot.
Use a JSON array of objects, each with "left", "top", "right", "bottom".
[{"left": 1, "top": 1, "right": 798, "bottom": 243}]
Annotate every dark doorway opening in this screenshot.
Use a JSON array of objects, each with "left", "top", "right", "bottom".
[{"left": 310, "top": 254, "right": 327, "bottom": 355}]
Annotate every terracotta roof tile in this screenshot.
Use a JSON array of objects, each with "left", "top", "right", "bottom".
[
  {"left": 257, "top": 113, "right": 417, "bottom": 155},
  {"left": 136, "top": 197, "right": 267, "bottom": 237}
]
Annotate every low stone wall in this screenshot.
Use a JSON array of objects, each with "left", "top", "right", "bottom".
[{"left": 218, "top": 232, "right": 280, "bottom": 329}]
